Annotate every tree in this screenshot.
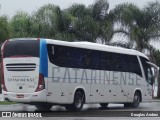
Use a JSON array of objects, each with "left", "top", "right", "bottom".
[
  {"left": 0, "top": 15, "right": 11, "bottom": 92},
  {"left": 110, "top": 41, "right": 133, "bottom": 49},
  {"left": 89, "top": 0, "right": 114, "bottom": 44},
  {"left": 66, "top": 4, "right": 98, "bottom": 41},
  {"left": 10, "top": 11, "right": 32, "bottom": 38},
  {"left": 30, "top": 4, "right": 75, "bottom": 41},
  {"left": 111, "top": 1, "right": 160, "bottom": 97},
  {"left": 111, "top": 1, "right": 160, "bottom": 52},
  {"left": 67, "top": 0, "right": 114, "bottom": 43},
  {"left": 0, "top": 15, "right": 10, "bottom": 42},
  {"left": 92, "top": 0, "right": 109, "bottom": 21},
  {"left": 30, "top": 4, "right": 58, "bottom": 38},
  {"left": 151, "top": 49, "right": 160, "bottom": 97}
]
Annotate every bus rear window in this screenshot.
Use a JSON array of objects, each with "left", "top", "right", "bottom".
[{"left": 3, "top": 40, "right": 40, "bottom": 58}]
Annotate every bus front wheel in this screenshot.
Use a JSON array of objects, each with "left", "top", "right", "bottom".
[
  {"left": 65, "top": 91, "right": 84, "bottom": 111},
  {"left": 132, "top": 92, "right": 141, "bottom": 108},
  {"left": 124, "top": 92, "right": 141, "bottom": 108}
]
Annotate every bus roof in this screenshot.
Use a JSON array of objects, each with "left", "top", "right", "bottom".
[
  {"left": 45, "top": 39, "right": 148, "bottom": 59},
  {"left": 6, "top": 38, "right": 148, "bottom": 59}
]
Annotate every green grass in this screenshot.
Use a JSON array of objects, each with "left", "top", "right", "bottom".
[{"left": 0, "top": 101, "right": 17, "bottom": 105}]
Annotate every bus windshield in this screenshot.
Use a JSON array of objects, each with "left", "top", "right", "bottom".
[{"left": 3, "top": 40, "right": 40, "bottom": 58}]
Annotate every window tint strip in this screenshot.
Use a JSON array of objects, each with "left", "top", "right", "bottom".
[
  {"left": 4, "top": 40, "right": 39, "bottom": 58},
  {"left": 47, "top": 44, "right": 142, "bottom": 77}
]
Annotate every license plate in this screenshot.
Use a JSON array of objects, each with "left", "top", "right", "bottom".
[{"left": 16, "top": 94, "right": 24, "bottom": 98}]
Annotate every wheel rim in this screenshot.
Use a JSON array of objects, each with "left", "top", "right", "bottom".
[
  {"left": 74, "top": 92, "right": 84, "bottom": 109},
  {"left": 75, "top": 95, "right": 83, "bottom": 108}
]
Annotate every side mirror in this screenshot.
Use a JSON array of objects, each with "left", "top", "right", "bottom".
[{"left": 147, "top": 62, "right": 159, "bottom": 86}]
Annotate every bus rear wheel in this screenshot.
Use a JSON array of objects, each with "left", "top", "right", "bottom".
[
  {"left": 124, "top": 103, "right": 132, "bottom": 108},
  {"left": 35, "top": 103, "right": 52, "bottom": 111},
  {"left": 65, "top": 91, "right": 84, "bottom": 111}
]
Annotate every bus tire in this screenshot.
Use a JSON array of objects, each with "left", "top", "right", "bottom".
[
  {"left": 64, "top": 104, "right": 74, "bottom": 111},
  {"left": 65, "top": 91, "right": 84, "bottom": 111},
  {"left": 132, "top": 92, "right": 141, "bottom": 108},
  {"left": 124, "top": 103, "right": 132, "bottom": 108},
  {"left": 100, "top": 103, "right": 108, "bottom": 108},
  {"left": 35, "top": 103, "right": 52, "bottom": 111}
]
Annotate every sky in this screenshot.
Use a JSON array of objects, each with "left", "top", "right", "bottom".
[{"left": 0, "top": 0, "right": 156, "bottom": 18}]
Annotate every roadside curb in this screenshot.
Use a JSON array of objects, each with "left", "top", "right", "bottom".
[
  {"left": 151, "top": 99, "right": 160, "bottom": 102},
  {"left": 0, "top": 104, "right": 20, "bottom": 106}
]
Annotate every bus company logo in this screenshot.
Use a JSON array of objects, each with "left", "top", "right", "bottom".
[
  {"left": 2, "top": 112, "right": 11, "bottom": 117},
  {"left": 51, "top": 67, "right": 142, "bottom": 85},
  {"left": 7, "top": 77, "right": 35, "bottom": 82}
]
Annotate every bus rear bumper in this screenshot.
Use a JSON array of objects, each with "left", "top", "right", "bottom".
[{"left": 2, "top": 89, "right": 47, "bottom": 103}]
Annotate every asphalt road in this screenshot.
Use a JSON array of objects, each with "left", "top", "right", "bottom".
[
  {"left": 1, "top": 101, "right": 160, "bottom": 111},
  {"left": 0, "top": 92, "right": 160, "bottom": 119},
  {"left": 0, "top": 101, "right": 160, "bottom": 119}
]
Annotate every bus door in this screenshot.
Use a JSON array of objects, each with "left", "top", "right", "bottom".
[{"left": 140, "top": 57, "right": 158, "bottom": 100}]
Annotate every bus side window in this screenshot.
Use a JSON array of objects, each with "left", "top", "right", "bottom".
[
  {"left": 47, "top": 44, "right": 55, "bottom": 64},
  {"left": 147, "top": 66, "right": 153, "bottom": 85},
  {"left": 129, "top": 55, "right": 142, "bottom": 77},
  {"left": 90, "top": 50, "right": 99, "bottom": 70},
  {"left": 84, "top": 50, "right": 92, "bottom": 68},
  {"left": 105, "top": 52, "right": 113, "bottom": 71},
  {"left": 99, "top": 52, "right": 106, "bottom": 70},
  {"left": 140, "top": 57, "right": 153, "bottom": 85},
  {"left": 47, "top": 44, "right": 69, "bottom": 67},
  {"left": 115, "top": 54, "right": 124, "bottom": 71},
  {"left": 52, "top": 46, "right": 54, "bottom": 55},
  {"left": 68, "top": 47, "right": 84, "bottom": 68}
]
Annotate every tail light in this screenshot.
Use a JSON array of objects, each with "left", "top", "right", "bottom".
[
  {"left": 35, "top": 74, "right": 45, "bottom": 92},
  {"left": 1, "top": 40, "right": 8, "bottom": 92},
  {"left": 1, "top": 70, "right": 8, "bottom": 91}
]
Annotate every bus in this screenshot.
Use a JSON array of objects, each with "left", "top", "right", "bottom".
[
  {"left": 1, "top": 38, "right": 158, "bottom": 111},
  {"left": 152, "top": 67, "right": 159, "bottom": 97}
]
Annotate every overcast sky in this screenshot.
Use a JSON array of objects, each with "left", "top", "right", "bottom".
[{"left": 0, "top": 0, "right": 156, "bottom": 18}]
